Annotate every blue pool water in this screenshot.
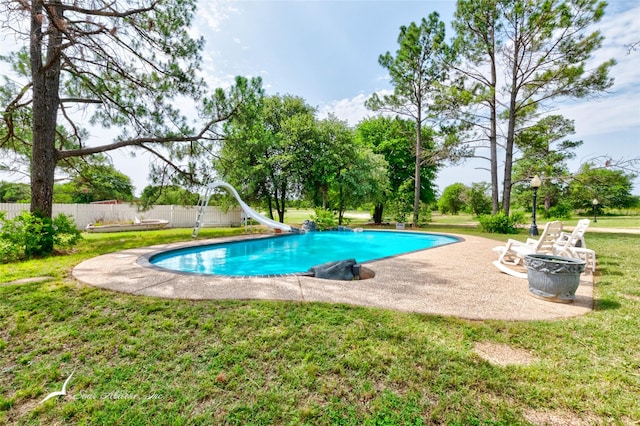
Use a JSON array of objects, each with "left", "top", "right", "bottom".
[{"left": 149, "top": 230, "right": 459, "bottom": 276}]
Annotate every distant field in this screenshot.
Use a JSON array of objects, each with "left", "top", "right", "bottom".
[
  {"left": 279, "top": 209, "right": 639, "bottom": 230},
  {"left": 280, "top": 209, "right": 371, "bottom": 224}
]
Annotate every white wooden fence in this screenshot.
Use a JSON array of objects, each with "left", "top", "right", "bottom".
[{"left": 0, "top": 203, "right": 243, "bottom": 230}]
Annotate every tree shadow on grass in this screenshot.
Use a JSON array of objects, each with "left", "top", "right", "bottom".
[{"left": 593, "top": 298, "right": 621, "bottom": 311}]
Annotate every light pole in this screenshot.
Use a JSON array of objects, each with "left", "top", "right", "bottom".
[
  {"left": 529, "top": 175, "right": 541, "bottom": 236},
  {"left": 592, "top": 198, "right": 599, "bottom": 222}
]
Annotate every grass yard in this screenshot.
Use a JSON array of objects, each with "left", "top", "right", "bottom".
[{"left": 0, "top": 224, "right": 639, "bottom": 424}]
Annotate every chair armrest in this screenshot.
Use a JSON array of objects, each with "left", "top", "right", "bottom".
[{"left": 506, "top": 238, "right": 524, "bottom": 245}]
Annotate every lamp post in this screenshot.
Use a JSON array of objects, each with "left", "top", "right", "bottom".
[
  {"left": 592, "top": 198, "right": 599, "bottom": 222},
  {"left": 529, "top": 175, "right": 541, "bottom": 236}
]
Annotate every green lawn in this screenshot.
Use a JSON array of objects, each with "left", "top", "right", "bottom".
[{"left": 1, "top": 224, "right": 639, "bottom": 424}]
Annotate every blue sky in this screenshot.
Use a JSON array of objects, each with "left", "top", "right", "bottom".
[
  {"left": 195, "top": 0, "right": 456, "bottom": 103},
  {"left": 154, "top": 0, "right": 640, "bottom": 195},
  {"left": 1, "top": 0, "right": 639, "bottom": 196}
]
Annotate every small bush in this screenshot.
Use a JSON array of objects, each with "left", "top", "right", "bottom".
[
  {"left": 543, "top": 202, "right": 573, "bottom": 220},
  {"left": 312, "top": 208, "right": 337, "bottom": 231},
  {"left": 387, "top": 199, "right": 412, "bottom": 223},
  {"left": 478, "top": 211, "right": 525, "bottom": 234},
  {"left": 0, "top": 211, "right": 82, "bottom": 263},
  {"left": 416, "top": 202, "right": 432, "bottom": 226}
]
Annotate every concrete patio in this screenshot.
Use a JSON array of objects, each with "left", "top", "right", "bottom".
[{"left": 72, "top": 232, "right": 593, "bottom": 321}]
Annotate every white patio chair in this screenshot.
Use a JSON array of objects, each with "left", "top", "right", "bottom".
[
  {"left": 492, "top": 221, "right": 564, "bottom": 266},
  {"left": 553, "top": 219, "right": 596, "bottom": 273}
]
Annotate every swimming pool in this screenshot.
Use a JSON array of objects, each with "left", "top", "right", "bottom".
[{"left": 146, "top": 230, "right": 459, "bottom": 277}]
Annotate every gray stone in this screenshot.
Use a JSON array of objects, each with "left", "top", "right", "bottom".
[
  {"left": 309, "top": 259, "right": 358, "bottom": 280},
  {"left": 301, "top": 220, "right": 318, "bottom": 232}
]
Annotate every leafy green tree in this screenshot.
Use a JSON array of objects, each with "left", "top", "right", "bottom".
[
  {"left": 567, "top": 164, "right": 636, "bottom": 210},
  {"left": 327, "top": 147, "right": 389, "bottom": 225},
  {"left": 366, "top": 12, "right": 449, "bottom": 225},
  {"left": 218, "top": 94, "right": 316, "bottom": 223},
  {"left": 467, "top": 182, "right": 492, "bottom": 217},
  {"left": 0, "top": 181, "right": 30, "bottom": 203},
  {"left": 52, "top": 182, "right": 76, "bottom": 204},
  {"left": 139, "top": 185, "right": 199, "bottom": 210},
  {"left": 451, "top": 0, "right": 615, "bottom": 214},
  {"left": 69, "top": 165, "right": 134, "bottom": 203},
  {"left": 512, "top": 115, "right": 582, "bottom": 210},
  {"left": 356, "top": 117, "right": 437, "bottom": 224},
  {"left": 301, "top": 114, "right": 354, "bottom": 210},
  {"left": 0, "top": 0, "right": 259, "bottom": 254},
  {"left": 438, "top": 183, "right": 468, "bottom": 215}
]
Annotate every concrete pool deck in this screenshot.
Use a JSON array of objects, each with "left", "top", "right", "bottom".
[{"left": 72, "top": 232, "right": 594, "bottom": 321}]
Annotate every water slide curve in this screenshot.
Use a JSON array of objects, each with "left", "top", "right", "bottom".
[{"left": 206, "top": 181, "right": 297, "bottom": 233}]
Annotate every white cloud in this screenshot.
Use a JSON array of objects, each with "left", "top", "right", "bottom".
[
  {"left": 317, "top": 90, "right": 394, "bottom": 125},
  {"left": 317, "top": 94, "right": 369, "bottom": 125},
  {"left": 588, "top": 5, "right": 640, "bottom": 90},
  {"left": 197, "top": 0, "right": 239, "bottom": 33},
  {"left": 560, "top": 91, "right": 640, "bottom": 138}
]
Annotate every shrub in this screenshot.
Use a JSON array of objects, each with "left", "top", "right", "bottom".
[
  {"left": 311, "top": 208, "right": 337, "bottom": 231},
  {"left": 416, "top": 202, "right": 432, "bottom": 226},
  {"left": 387, "top": 199, "right": 411, "bottom": 223},
  {"left": 478, "top": 211, "right": 525, "bottom": 234},
  {"left": 53, "top": 213, "right": 83, "bottom": 247},
  {"left": 543, "top": 202, "right": 573, "bottom": 220},
  {"left": 0, "top": 211, "right": 82, "bottom": 263}
]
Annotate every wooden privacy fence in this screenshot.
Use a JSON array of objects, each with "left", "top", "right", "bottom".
[{"left": 0, "top": 203, "right": 243, "bottom": 230}]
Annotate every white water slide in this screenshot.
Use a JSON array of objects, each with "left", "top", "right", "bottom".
[{"left": 206, "top": 181, "right": 296, "bottom": 233}]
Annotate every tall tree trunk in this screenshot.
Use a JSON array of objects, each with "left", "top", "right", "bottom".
[
  {"left": 502, "top": 16, "right": 521, "bottom": 216},
  {"left": 267, "top": 195, "right": 274, "bottom": 220},
  {"left": 503, "top": 89, "right": 517, "bottom": 216},
  {"left": 30, "top": 0, "right": 63, "bottom": 224},
  {"left": 321, "top": 186, "right": 327, "bottom": 210},
  {"left": 413, "top": 111, "right": 422, "bottom": 225},
  {"left": 277, "top": 181, "right": 286, "bottom": 222},
  {"left": 373, "top": 204, "right": 383, "bottom": 224},
  {"left": 337, "top": 184, "right": 344, "bottom": 225},
  {"left": 488, "top": 25, "right": 500, "bottom": 214},
  {"left": 544, "top": 192, "right": 551, "bottom": 211}
]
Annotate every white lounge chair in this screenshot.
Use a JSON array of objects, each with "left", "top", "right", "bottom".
[
  {"left": 493, "top": 221, "right": 564, "bottom": 266},
  {"left": 492, "top": 221, "right": 564, "bottom": 278},
  {"left": 553, "top": 219, "right": 596, "bottom": 273}
]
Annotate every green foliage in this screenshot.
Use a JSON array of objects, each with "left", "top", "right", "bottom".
[
  {"left": 543, "top": 202, "right": 573, "bottom": 220},
  {"left": 416, "top": 202, "right": 433, "bottom": 226},
  {"left": 477, "top": 211, "right": 524, "bottom": 234},
  {"left": 52, "top": 213, "right": 83, "bottom": 248},
  {"left": 512, "top": 115, "right": 582, "bottom": 210},
  {"left": 138, "top": 185, "right": 199, "bottom": 210},
  {"left": 466, "top": 182, "right": 492, "bottom": 217},
  {"left": 0, "top": 181, "right": 30, "bottom": 203},
  {"left": 307, "top": 114, "right": 390, "bottom": 225},
  {"left": 385, "top": 180, "right": 414, "bottom": 223},
  {"left": 567, "top": 164, "right": 636, "bottom": 210},
  {"left": 218, "top": 93, "right": 316, "bottom": 222},
  {"left": 70, "top": 164, "right": 135, "bottom": 203},
  {"left": 328, "top": 145, "right": 390, "bottom": 225},
  {"left": 311, "top": 208, "right": 337, "bottom": 231},
  {"left": 355, "top": 117, "right": 437, "bottom": 223},
  {"left": 387, "top": 199, "right": 410, "bottom": 223},
  {"left": 0, "top": 212, "right": 81, "bottom": 263},
  {"left": 438, "top": 183, "right": 467, "bottom": 215},
  {"left": 2, "top": 0, "right": 263, "bottom": 256}
]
